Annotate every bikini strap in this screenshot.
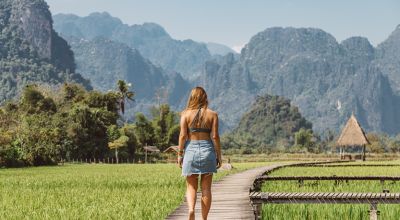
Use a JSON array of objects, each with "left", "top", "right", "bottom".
[{"left": 189, "top": 107, "right": 202, "bottom": 128}]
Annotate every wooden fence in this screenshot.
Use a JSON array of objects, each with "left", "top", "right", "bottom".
[{"left": 249, "top": 162, "right": 400, "bottom": 220}]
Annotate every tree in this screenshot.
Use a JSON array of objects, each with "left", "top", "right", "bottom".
[
  {"left": 294, "top": 128, "right": 315, "bottom": 152},
  {"left": 134, "top": 113, "right": 156, "bottom": 150},
  {"left": 388, "top": 135, "right": 400, "bottom": 153},
  {"left": 107, "top": 125, "right": 129, "bottom": 163},
  {"left": 62, "top": 83, "right": 86, "bottom": 103},
  {"left": 116, "top": 80, "right": 135, "bottom": 115},
  {"left": 366, "top": 133, "right": 385, "bottom": 153},
  {"left": 20, "top": 85, "right": 56, "bottom": 114},
  {"left": 0, "top": 83, "right": 123, "bottom": 167},
  {"left": 121, "top": 124, "right": 139, "bottom": 159},
  {"left": 151, "top": 104, "right": 180, "bottom": 151}
]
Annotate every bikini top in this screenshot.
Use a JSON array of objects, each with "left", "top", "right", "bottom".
[{"left": 188, "top": 107, "right": 211, "bottom": 133}]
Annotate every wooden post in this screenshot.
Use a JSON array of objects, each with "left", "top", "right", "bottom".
[
  {"left": 298, "top": 179, "right": 304, "bottom": 187},
  {"left": 145, "top": 149, "right": 148, "bottom": 164},
  {"left": 369, "top": 203, "right": 378, "bottom": 220},
  {"left": 363, "top": 145, "right": 366, "bottom": 161},
  {"left": 252, "top": 202, "right": 262, "bottom": 220}
]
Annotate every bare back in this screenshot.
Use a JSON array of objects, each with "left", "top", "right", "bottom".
[{"left": 182, "top": 108, "right": 217, "bottom": 140}]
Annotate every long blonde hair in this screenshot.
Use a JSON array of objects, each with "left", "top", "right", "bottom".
[{"left": 184, "top": 87, "right": 209, "bottom": 127}]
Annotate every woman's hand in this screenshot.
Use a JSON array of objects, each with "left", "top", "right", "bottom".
[
  {"left": 177, "top": 156, "right": 183, "bottom": 168},
  {"left": 216, "top": 156, "right": 222, "bottom": 169}
]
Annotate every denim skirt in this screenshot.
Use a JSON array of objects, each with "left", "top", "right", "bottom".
[{"left": 182, "top": 139, "right": 218, "bottom": 177}]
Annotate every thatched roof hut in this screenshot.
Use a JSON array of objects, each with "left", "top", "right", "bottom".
[
  {"left": 163, "top": 146, "right": 179, "bottom": 154},
  {"left": 143, "top": 146, "right": 160, "bottom": 153},
  {"left": 337, "top": 114, "right": 369, "bottom": 160},
  {"left": 337, "top": 114, "right": 369, "bottom": 146},
  {"left": 143, "top": 146, "right": 160, "bottom": 163}
]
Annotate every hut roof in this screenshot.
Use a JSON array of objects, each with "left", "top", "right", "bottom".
[
  {"left": 143, "top": 146, "right": 160, "bottom": 153},
  {"left": 337, "top": 114, "right": 370, "bottom": 146},
  {"left": 163, "top": 146, "right": 179, "bottom": 153}
]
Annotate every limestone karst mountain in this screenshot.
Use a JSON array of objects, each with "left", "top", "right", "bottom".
[
  {"left": 65, "top": 36, "right": 191, "bottom": 115},
  {"left": 52, "top": 11, "right": 400, "bottom": 134},
  {"left": 53, "top": 12, "right": 212, "bottom": 80},
  {"left": 200, "top": 27, "right": 400, "bottom": 134},
  {"left": 0, "top": 0, "right": 91, "bottom": 103}
]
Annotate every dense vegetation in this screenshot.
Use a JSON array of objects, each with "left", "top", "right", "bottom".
[
  {"left": 0, "top": 83, "right": 180, "bottom": 167},
  {"left": 222, "top": 94, "right": 313, "bottom": 153}
]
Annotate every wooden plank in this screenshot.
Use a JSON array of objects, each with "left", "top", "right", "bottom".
[
  {"left": 249, "top": 192, "right": 400, "bottom": 205},
  {"left": 167, "top": 164, "right": 285, "bottom": 220}
]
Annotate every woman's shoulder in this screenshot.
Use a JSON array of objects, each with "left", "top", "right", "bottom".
[
  {"left": 180, "top": 109, "right": 190, "bottom": 117},
  {"left": 206, "top": 108, "right": 218, "bottom": 117}
]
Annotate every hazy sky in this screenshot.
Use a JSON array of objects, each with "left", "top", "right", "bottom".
[{"left": 46, "top": 0, "right": 399, "bottom": 52}]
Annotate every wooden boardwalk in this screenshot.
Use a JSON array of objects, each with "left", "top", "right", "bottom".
[{"left": 166, "top": 164, "right": 282, "bottom": 220}]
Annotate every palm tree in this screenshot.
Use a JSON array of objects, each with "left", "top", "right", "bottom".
[
  {"left": 117, "top": 80, "right": 135, "bottom": 116},
  {"left": 114, "top": 80, "right": 134, "bottom": 163}
]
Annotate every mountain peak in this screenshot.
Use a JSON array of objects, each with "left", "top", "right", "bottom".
[
  {"left": 132, "top": 22, "right": 170, "bottom": 38},
  {"left": 0, "top": 0, "right": 91, "bottom": 102},
  {"left": 242, "top": 26, "right": 339, "bottom": 65},
  {"left": 341, "top": 37, "right": 374, "bottom": 62},
  {"left": 88, "top": 11, "right": 113, "bottom": 18},
  {"left": 341, "top": 36, "right": 373, "bottom": 51}
]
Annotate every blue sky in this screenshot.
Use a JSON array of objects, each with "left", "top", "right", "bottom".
[{"left": 46, "top": 0, "right": 399, "bottom": 51}]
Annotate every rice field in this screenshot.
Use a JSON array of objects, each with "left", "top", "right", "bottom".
[
  {"left": 261, "top": 161, "right": 400, "bottom": 220},
  {"left": 0, "top": 162, "right": 273, "bottom": 220}
]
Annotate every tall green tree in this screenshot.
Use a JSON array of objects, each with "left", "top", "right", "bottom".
[
  {"left": 294, "top": 128, "right": 315, "bottom": 152},
  {"left": 121, "top": 124, "right": 139, "bottom": 159},
  {"left": 117, "top": 80, "right": 135, "bottom": 115},
  {"left": 107, "top": 125, "right": 129, "bottom": 163},
  {"left": 134, "top": 113, "right": 156, "bottom": 150},
  {"left": 150, "top": 104, "right": 180, "bottom": 151}
]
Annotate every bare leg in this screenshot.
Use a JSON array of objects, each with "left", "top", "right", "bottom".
[
  {"left": 186, "top": 174, "right": 199, "bottom": 220},
  {"left": 200, "top": 173, "right": 213, "bottom": 220}
]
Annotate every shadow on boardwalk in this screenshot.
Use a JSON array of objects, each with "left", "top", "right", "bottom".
[{"left": 166, "top": 164, "right": 282, "bottom": 220}]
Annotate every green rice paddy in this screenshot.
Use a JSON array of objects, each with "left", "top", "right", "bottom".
[{"left": 0, "top": 162, "right": 271, "bottom": 220}]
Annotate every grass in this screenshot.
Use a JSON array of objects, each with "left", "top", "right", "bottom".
[
  {"left": 0, "top": 162, "right": 274, "bottom": 220},
  {"left": 261, "top": 161, "right": 400, "bottom": 219}
]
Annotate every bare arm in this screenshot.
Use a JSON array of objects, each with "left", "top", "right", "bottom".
[
  {"left": 178, "top": 112, "right": 188, "bottom": 167},
  {"left": 212, "top": 113, "right": 222, "bottom": 167}
]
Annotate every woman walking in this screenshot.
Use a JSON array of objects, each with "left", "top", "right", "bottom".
[{"left": 178, "top": 87, "right": 222, "bottom": 220}]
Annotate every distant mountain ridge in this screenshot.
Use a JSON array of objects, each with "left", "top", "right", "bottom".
[
  {"left": 0, "top": 0, "right": 90, "bottom": 103},
  {"left": 375, "top": 25, "right": 400, "bottom": 95},
  {"left": 53, "top": 12, "right": 219, "bottom": 80},
  {"left": 201, "top": 26, "right": 400, "bottom": 135},
  {"left": 63, "top": 35, "right": 191, "bottom": 117},
  {"left": 53, "top": 11, "right": 400, "bottom": 135}
]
